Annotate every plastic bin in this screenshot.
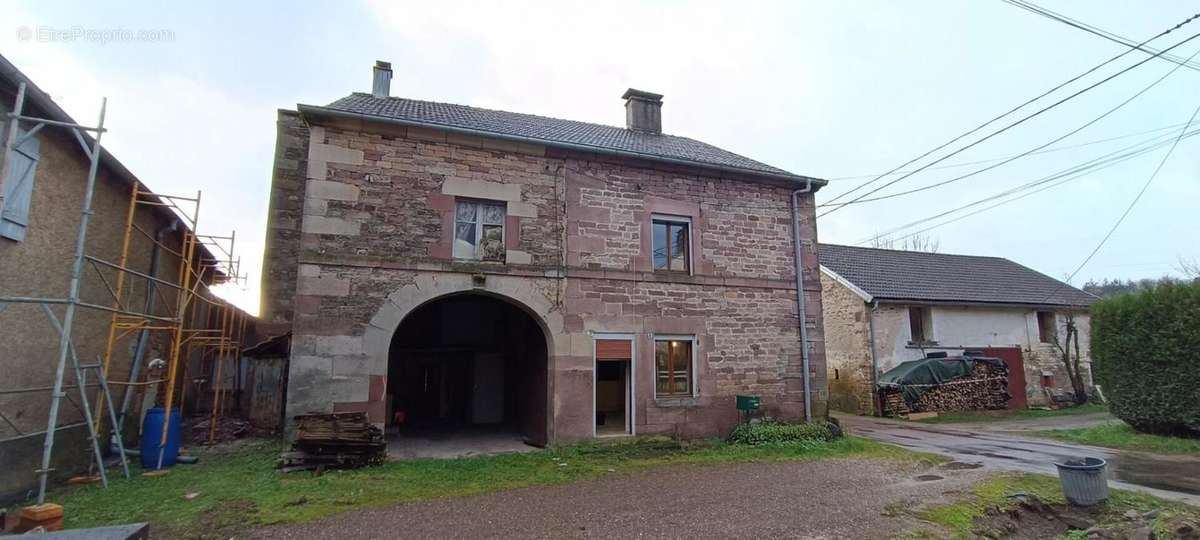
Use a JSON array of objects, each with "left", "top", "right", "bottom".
[
  {"left": 141, "top": 407, "right": 182, "bottom": 469},
  {"left": 1055, "top": 457, "right": 1109, "bottom": 506}
]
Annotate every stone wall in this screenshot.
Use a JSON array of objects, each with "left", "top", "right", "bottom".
[
  {"left": 260, "top": 110, "right": 309, "bottom": 325},
  {"left": 1020, "top": 311, "right": 1092, "bottom": 407},
  {"left": 270, "top": 114, "right": 826, "bottom": 442},
  {"left": 818, "top": 272, "right": 874, "bottom": 414}
]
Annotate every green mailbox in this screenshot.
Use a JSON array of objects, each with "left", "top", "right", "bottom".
[{"left": 736, "top": 394, "right": 760, "bottom": 411}]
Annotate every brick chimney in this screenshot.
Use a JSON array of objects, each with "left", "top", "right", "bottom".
[
  {"left": 622, "top": 88, "right": 663, "bottom": 134},
  {"left": 372, "top": 60, "right": 392, "bottom": 98}
]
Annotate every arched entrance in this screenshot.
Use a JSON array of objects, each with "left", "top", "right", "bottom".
[{"left": 386, "top": 292, "right": 549, "bottom": 455}]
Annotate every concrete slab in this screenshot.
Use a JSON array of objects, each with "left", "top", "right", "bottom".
[
  {"left": 387, "top": 428, "right": 538, "bottom": 460},
  {"left": 22, "top": 523, "right": 148, "bottom": 539}
]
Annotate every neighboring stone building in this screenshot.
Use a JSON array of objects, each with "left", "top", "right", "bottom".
[
  {"left": 0, "top": 55, "right": 229, "bottom": 499},
  {"left": 818, "top": 244, "right": 1097, "bottom": 414},
  {"left": 262, "top": 62, "right": 828, "bottom": 446}
]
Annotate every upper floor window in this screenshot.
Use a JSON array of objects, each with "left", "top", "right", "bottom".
[
  {"left": 652, "top": 216, "right": 690, "bottom": 273},
  {"left": 454, "top": 200, "right": 505, "bottom": 261},
  {"left": 908, "top": 306, "right": 933, "bottom": 344},
  {"left": 1036, "top": 310, "right": 1057, "bottom": 343}
]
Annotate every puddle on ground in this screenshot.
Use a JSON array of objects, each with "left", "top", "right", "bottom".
[
  {"left": 1107, "top": 452, "right": 1200, "bottom": 496},
  {"left": 914, "top": 474, "right": 944, "bottom": 482},
  {"left": 941, "top": 461, "right": 984, "bottom": 471}
]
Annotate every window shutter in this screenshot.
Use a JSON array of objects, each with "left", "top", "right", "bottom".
[
  {"left": 595, "top": 339, "right": 632, "bottom": 360},
  {"left": 0, "top": 128, "right": 40, "bottom": 241}
]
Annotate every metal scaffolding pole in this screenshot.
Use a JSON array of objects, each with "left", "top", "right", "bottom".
[
  {"left": 34, "top": 93, "right": 107, "bottom": 503},
  {"left": 1, "top": 81, "right": 251, "bottom": 503}
]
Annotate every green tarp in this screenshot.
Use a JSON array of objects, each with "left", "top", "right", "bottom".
[{"left": 877, "top": 355, "right": 1007, "bottom": 405}]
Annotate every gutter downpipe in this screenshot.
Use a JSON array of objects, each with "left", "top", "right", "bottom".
[
  {"left": 115, "top": 219, "right": 178, "bottom": 441},
  {"left": 790, "top": 180, "right": 815, "bottom": 423},
  {"left": 867, "top": 299, "right": 880, "bottom": 416}
]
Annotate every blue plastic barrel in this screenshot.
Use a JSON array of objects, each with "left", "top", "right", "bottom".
[{"left": 141, "top": 407, "right": 181, "bottom": 469}]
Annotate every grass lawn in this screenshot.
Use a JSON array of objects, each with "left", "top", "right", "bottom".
[
  {"left": 1036, "top": 422, "right": 1200, "bottom": 455},
  {"left": 45, "top": 436, "right": 938, "bottom": 538},
  {"left": 917, "top": 472, "right": 1200, "bottom": 538},
  {"left": 912, "top": 402, "right": 1108, "bottom": 424}
]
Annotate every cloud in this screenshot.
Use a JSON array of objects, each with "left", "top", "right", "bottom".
[{"left": 2, "top": 12, "right": 272, "bottom": 314}]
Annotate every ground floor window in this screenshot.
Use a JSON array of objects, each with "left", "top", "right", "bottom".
[{"left": 654, "top": 336, "right": 694, "bottom": 397}]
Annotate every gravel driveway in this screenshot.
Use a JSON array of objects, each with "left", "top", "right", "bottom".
[{"left": 256, "top": 458, "right": 984, "bottom": 539}]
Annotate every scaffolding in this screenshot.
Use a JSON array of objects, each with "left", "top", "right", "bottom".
[{"left": 0, "top": 82, "right": 249, "bottom": 504}]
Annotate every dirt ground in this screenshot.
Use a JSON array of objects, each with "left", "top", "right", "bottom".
[{"left": 255, "top": 458, "right": 986, "bottom": 539}]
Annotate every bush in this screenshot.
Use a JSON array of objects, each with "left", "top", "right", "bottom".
[
  {"left": 728, "top": 421, "right": 834, "bottom": 446},
  {"left": 1091, "top": 281, "right": 1200, "bottom": 436}
]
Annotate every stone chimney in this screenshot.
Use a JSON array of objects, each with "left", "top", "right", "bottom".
[
  {"left": 622, "top": 88, "right": 663, "bottom": 134},
  {"left": 372, "top": 60, "right": 392, "bottom": 98}
]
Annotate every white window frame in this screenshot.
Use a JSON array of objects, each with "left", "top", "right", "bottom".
[
  {"left": 908, "top": 306, "right": 935, "bottom": 345},
  {"left": 591, "top": 332, "right": 636, "bottom": 438},
  {"left": 652, "top": 334, "right": 697, "bottom": 399},
  {"left": 650, "top": 213, "right": 693, "bottom": 275},
  {"left": 453, "top": 199, "right": 506, "bottom": 261}
]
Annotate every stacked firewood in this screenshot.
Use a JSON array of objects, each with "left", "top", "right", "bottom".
[
  {"left": 880, "top": 361, "right": 1010, "bottom": 417},
  {"left": 278, "top": 412, "right": 386, "bottom": 472}
]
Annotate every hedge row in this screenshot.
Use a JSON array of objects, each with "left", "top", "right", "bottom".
[{"left": 1091, "top": 280, "right": 1200, "bottom": 436}]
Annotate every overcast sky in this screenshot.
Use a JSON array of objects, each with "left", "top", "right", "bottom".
[{"left": 3, "top": 1, "right": 1197, "bottom": 314}]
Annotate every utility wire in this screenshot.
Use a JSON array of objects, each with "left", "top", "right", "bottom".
[
  {"left": 858, "top": 126, "right": 1200, "bottom": 245},
  {"left": 824, "top": 42, "right": 1200, "bottom": 207},
  {"left": 820, "top": 12, "right": 1200, "bottom": 213},
  {"left": 1050, "top": 97, "right": 1200, "bottom": 295},
  {"left": 825, "top": 121, "right": 1190, "bottom": 181},
  {"left": 586, "top": 122, "right": 1195, "bottom": 215},
  {"left": 1003, "top": 0, "right": 1200, "bottom": 72}
]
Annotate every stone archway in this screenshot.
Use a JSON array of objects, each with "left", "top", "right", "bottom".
[{"left": 361, "top": 273, "right": 564, "bottom": 443}]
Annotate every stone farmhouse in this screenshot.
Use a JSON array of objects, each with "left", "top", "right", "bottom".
[
  {"left": 818, "top": 243, "right": 1098, "bottom": 415},
  {"left": 262, "top": 61, "right": 829, "bottom": 447}
]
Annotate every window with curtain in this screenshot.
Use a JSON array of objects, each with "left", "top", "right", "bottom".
[
  {"left": 453, "top": 200, "right": 505, "bottom": 261},
  {"left": 652, "top": 217, "right": 690, "bottom": 273},
  {"left": 654, "top": 337, "right": 693, "bottom": 397}
]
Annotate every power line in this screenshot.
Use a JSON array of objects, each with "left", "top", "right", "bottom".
[
  {"left": 820, "top": 11, "right": 1200, "bottom": 213},
  {"left": 823, "top": 41, "right": 1200, "bottom": 208},
  {"left": 824, "top": 121, "right": 1190, "bottom": 181},
  {"left": 857, "top": 126, "right": 1200, "bottom": 245},
  {"left": 1003, "top": 0, "right": 1200, "bottom": 72},
  {"left": 1053, "top": 97, "right": 1200, "bottom": 291},
  {"left": 584, "top": 121, "right": 1198, "bottom": 216}
]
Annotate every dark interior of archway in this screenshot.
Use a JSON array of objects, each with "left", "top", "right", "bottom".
[{"left": 388, "top": 294, "right": 548, "bottom": 446}]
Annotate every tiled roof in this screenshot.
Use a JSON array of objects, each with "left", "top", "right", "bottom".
[
  {"left": 819, "top": 243, "right": 1098, "bottom": 307},
  {"left": 317, "top": 93, "right": 812, "bottom": 181}
]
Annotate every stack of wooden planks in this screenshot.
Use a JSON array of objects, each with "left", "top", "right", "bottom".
[
  {"left": 278, "top": 412, "right": 386, "bottom": 473},
  {"left": 880, "top": 360, "right": 1010, "bottom": 417}
]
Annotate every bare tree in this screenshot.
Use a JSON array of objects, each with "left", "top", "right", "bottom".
[
  {"left": 1053, "top": 312, "right": 1089, "bottom": 405},
  {"left": 1177, "top": 256, "right": 1200, "bottom": 279},
  {"left": 870, "top": 232, "right": 940, "bottom": 253}
]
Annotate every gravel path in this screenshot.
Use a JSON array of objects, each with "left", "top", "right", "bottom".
[{"left": 255, "top": 458, "right": 983, "bottom": 539}]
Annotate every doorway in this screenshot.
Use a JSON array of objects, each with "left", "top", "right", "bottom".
[
  {"left": 982, "top": 347, "right": 1027, "bottom": 409},
  {"left": 594, "top": 337, "right": 634, "bottom": 437},
  {"left": 387, "top": 293, "right": 548, "bottom": 455}
]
